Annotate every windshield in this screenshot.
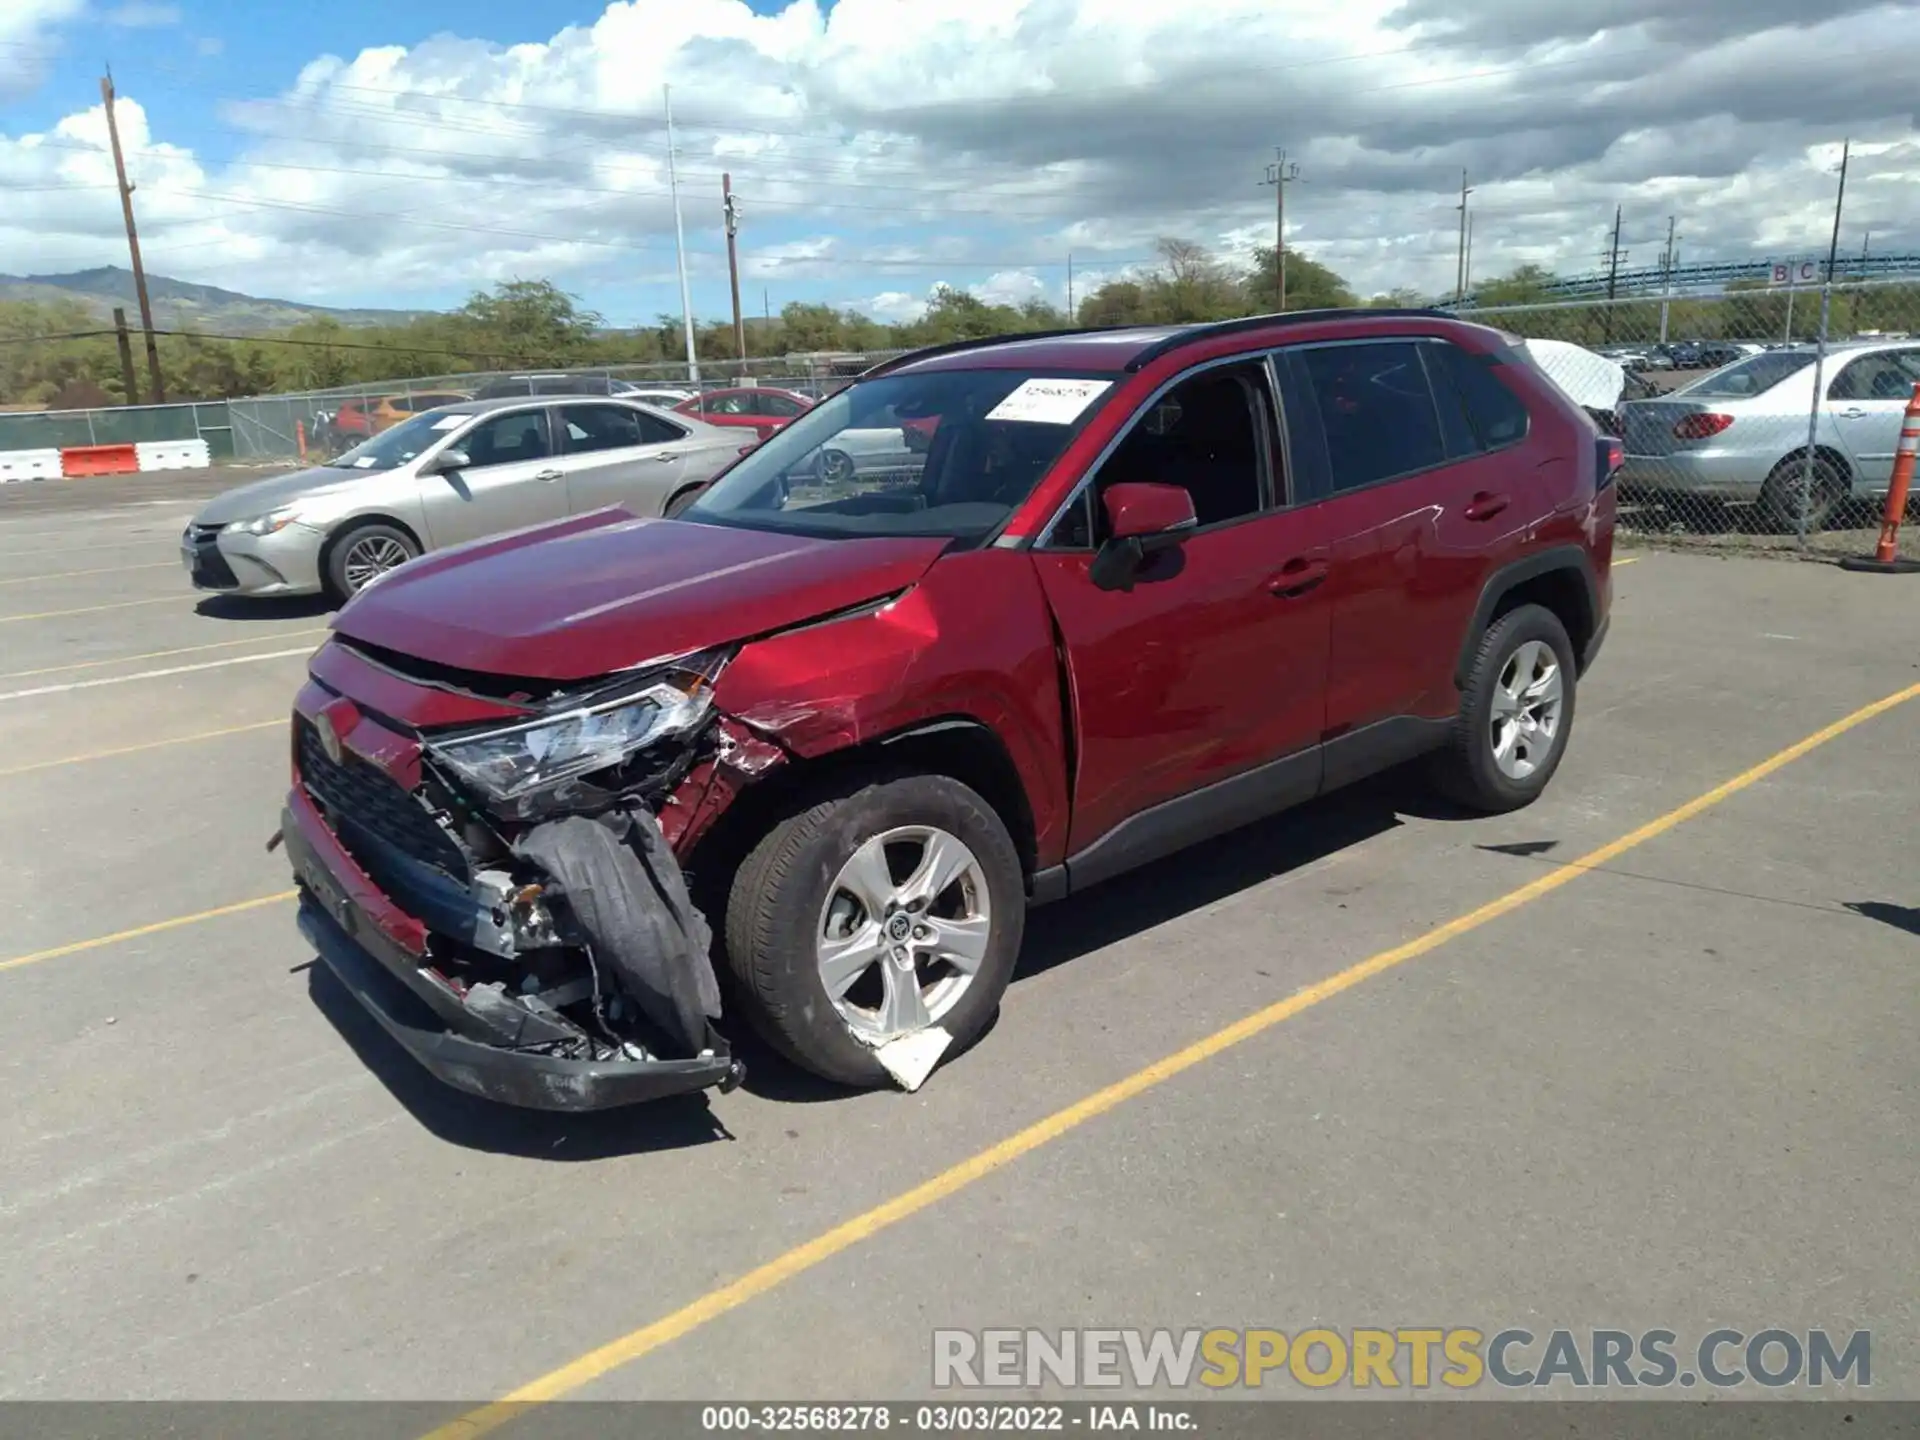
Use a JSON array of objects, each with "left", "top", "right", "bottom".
[
  {"left": 326, "top": 409, "right": 466, "bottom": 470},
  {"left": 681, "top": 368, "right": 1117, "bottom": 539},
  {"left": 1678, "top": 351, "right": 1815, "bottom": 399}
]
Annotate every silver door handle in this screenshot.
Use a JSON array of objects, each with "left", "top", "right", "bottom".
[
  {"left": 1837, "top": 408, "right": 1866, "bottom": 419},
  {"left": 652, "top": 452, "right": 681, "bottom": 462},
  {"left": 535, "top": 468, "right": 563, "bottom": 481}
]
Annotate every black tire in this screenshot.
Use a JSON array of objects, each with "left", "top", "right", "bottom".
[
  {"left": 664, "top": 484, "right": 705, "bottom": 517},
  {"left": 324, "top": 521, "right": 419, "bottom": 603},
  {"left": 1760, "top": 453, "right": 1848, "bottom": 533},
  {"left": 723, "top": 774, "right": 1025, "bottom": 1087},
  {"left": 1431, "top": 603, "right": 1578, "bottom": 814}
]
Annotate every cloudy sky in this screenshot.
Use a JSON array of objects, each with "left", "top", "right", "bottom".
[{"left": 0, "top": 0, "right": 1915, "bottom": 324}]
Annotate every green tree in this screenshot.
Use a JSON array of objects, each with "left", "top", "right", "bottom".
[
  {"left": 1247, "top": 245, "right": 1356, "bottom": 312},
  {"left": 456, "top": 279, "right": 602, "bottom": 365}
]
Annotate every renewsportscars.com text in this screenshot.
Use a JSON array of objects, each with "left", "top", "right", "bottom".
[{"left": 931, "top": 1328, "right": 1871, "bottom": 1391}]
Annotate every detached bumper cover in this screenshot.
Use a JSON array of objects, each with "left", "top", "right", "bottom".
[{"left": 283, "top": 794, "right": 741, "bottom": 1111}]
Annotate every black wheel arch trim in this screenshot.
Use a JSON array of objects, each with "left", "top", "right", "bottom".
[{"left": 1454, "top": 545, "right": 1600, "bottom": 692}]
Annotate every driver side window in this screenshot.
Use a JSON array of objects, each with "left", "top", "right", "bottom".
[{"left": 1049, "top": 361, "right": 1280, "bottom": 548}]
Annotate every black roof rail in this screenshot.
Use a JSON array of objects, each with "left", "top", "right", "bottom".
[
  {"left": 1122, "top": 307, "right": 1459, "bottom": 372},
  {"left": 854, "top": 324, "right": 1136, "bottom": 380}
]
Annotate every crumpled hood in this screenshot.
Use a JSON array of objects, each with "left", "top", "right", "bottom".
[
  {"left": 191, "top": 465, "right": 365, "bottom": 526},
  {"left": 330, "top": 509, "right": 950, "bottom": 682}
]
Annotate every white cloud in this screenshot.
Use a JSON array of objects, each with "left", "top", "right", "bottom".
[
  {"left": 0, "top": 0, "right": 84, "bottom": 99},
  {"left": 1, "top": 0, "right": 1915, "bottom": 312},
  {"left": 102, "top": 2, "right": 181, "bottom": 26}
]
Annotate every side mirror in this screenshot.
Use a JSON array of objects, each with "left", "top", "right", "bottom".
[
  {"left": 1089, "top": 483, "right": 1197, "bottom": 593},
  {"left": 431, "top": 448, "right": 471, "bottom": 474}
]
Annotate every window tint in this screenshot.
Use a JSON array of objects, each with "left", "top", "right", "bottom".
[
  {"left": 1051, "top": 361, "right": 1274, "bottom": 546},
  {"left": 759, "top": 392, "right": 806, "bottom": 417},
  {"left": 1294, "top": 342, "right": 1446, "bottom": 492},
  {"left": 1681, "top": 351, "right": 1814, "bottom": 398},
  {"left": 1829, "top": 351, "right": 1920, "bottom": 401},
  {"left": 1422, "top": 349, "right": 1483, "bottom": 460},
  {"left": 560, "top": 404, "right": 645, "bottom": 453},
  {"left": 1431, "top": 343, "right": 1530, "bottom": 449},
  {"left": 707, "top": 392, "right": 755, "bottom": 415},
  {"left": 461, "top": 410, "right": 552, "bottom": 466}
]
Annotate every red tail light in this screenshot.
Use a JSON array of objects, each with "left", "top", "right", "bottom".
[{"left": 1672, "top": 413, "right": 1734, "bottom": 440}]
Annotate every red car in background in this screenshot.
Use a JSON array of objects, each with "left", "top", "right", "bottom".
[{"left": 674, "top": 386, "right": 814, "bottom": 441}]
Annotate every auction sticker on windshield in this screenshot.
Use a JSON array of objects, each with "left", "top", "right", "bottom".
[{"left": 986, "top": 378, "right": 1111, "bottom": 425}]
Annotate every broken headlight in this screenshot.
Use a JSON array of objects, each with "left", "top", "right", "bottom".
[{"left": 426, "top": 650, "right": 727, "bottom": 814}]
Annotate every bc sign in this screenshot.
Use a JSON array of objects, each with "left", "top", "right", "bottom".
[{"left": 1770, "top": 259, "right": 1824, "bottom": 286}]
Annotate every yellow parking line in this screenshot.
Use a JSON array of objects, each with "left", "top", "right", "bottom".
[
  {"left": 0, "top": 561, "right": 176, "bottom": 586},
  {"left": 421, "top": 679, "right": 1920, "bottom": 1438},
  {"left": 0, "top": 629, "right": 327, "bottom": 681},
  {"left": 0, "top": 720, "right": 285, "bottom": 778},
  {"left": 1615, "top": 556, "right": 1639, "bottom": 566},
  {"left": 0, "top": 891, "right": 298, "bottom": 974},
  {"left": 0, "top": 595, "right": 179, "bottom": 624}
]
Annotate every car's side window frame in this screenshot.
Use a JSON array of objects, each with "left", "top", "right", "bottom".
[
  {"left": 1274, "top": 336, "right": 1490, "bottom": 501},
  {"left": 1031, "top": 350, "right": 1290, "bottom": 552},
  {"left": 555, "top": 402, "right": 651, "bottom": 456}
]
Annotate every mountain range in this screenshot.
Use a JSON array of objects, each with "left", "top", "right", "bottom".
[{"left": 0, "top": 266, "right": 426, "bottom": 334}]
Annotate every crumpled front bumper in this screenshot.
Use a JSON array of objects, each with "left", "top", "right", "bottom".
[{"left": 282, "top": 792, "right": 743, "bottom": 1111}]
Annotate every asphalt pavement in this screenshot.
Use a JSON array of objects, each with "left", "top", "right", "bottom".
[{"left": 0, "top": 469, "right": 1915, "bottom": 1417}]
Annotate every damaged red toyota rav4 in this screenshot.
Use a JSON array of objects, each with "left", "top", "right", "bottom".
[{"left": 278, "top": 310, "right": 1618, "bottom": 1109}]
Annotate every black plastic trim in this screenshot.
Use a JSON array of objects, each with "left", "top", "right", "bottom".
[
  {"left": 1452, "top": 545, "right": 1600, "bottom": 692},
  {"left": 287, "top": 816, "right": 739, "bottom": 1111},
  {"left": 1061, "top": 747, "right": 1323, "bottom": 895},
  {"left": 1319, "top": 716, "right": 1452, "bottom": 794}
]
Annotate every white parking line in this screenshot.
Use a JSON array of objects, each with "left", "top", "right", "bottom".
[
  {"left": 0, "top": 647, "right": 316, "bottom": 702},
  {"left": 0, "top": 562, "right": 176, "bottom": 586}
]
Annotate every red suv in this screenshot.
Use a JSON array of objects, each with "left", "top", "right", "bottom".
[{"left": 278, "top": 311, "right": 1616, "bottom": 1110}]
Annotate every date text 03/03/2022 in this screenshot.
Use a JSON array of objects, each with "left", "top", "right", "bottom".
[{"left": 701, "top": 1404, "right": 1197, "bottom": 1432}]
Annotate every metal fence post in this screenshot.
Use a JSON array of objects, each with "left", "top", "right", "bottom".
[
  {"left": 1794, "top": 287, "right": 1836, "bottom": 548},
  {"left": 86, "top": 410, "right": 98, "bottom": 445}
]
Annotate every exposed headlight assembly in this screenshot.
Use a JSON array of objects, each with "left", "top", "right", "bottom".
[
  {"left": 425, "top": 650, "right": 728, "bottom": 817},
  {"left": 225, "top": 507, "right": 303, "bottom": 536}
]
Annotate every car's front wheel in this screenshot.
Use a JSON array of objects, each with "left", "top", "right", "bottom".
[
  {"left": 723, "top": 774, "right": 1025, "bottom": 1086},
  {"left": 325, "top": 521, "right": 419, "bottom": 603},
  {"left": 1431, "top": 603, "right": 1577, "bottom": 813}
]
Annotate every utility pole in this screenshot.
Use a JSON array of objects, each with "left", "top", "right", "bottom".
[
  {"left": 111, "top": 307, "right": 138, "bottom": 404},
  {"left": 1066, "top": 253, "right": 1074, "bottom": 323},
  {"left": 1600, "top": 205, "right": 1626, "bottom": 344},
  {"left": 1792, "top": 138, "right": 1851, "bottom": 540},
  {"left": 663, "top": 84, "right": 699, "bottom": 383},
  {"left": 1261, "top": 150, "right": 1300, "bottom": 310},
  {"left": 722, "top": 172, "right": 746, "bottom": 362},
  {"left": 1452, "top": 169, "right": 1473, "bottom": 303},
  {"left": 1657, "top": 216, "right": 1678, "bottom": 345},
  {"left": 101, "top": 70, "right": 164, "bottom": 403},
  {"left": 1462, "top": 211, "right": 1474, "bottom": 301}
]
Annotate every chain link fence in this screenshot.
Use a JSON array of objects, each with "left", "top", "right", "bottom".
[
  {"left": 224, "top": 353, "right": 911, "bottom": 462},
  {"left": 1459, "top": 278, "right": 1920, "bottom": 557}
]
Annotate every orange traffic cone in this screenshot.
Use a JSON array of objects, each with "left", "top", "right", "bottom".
[{"left": 1841, "top": 380, "right": 1920, "bottom": 574}]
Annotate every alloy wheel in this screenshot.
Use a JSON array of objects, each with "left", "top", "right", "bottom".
[
  {"left": 815, "top": 825, "right": 993, "bottom": 1040},
  {"left": 1489, "top": 639, "right": 1564, "bottom": 781},
  {"left": 341, "top": 535, "right": 413, "bottom": 593}
]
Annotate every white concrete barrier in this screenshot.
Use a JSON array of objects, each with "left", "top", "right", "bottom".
[
  {"left": 135, "top": 439, "right": 212, "bottom": 471},
  {"left": 0, "top": 448, "right": 65, "bottom": 483}
]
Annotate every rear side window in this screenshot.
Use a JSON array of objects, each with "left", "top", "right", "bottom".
[
  {"left": 1429, "top": 343, "right": 1531, "bottom": 451},
  {"left": 1290, "top": 341, "right": 1447, "bottom": 493},
  {"left": 758, "top": 393, "right": 806, "bottom": 417}
]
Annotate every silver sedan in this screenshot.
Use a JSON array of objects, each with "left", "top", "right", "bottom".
[
  {"left": 182, "top": 396, "right": 747, "bottom": 601},
  {"left": 1618, "top": 340, "right": 1920, "bottom": 529}
]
